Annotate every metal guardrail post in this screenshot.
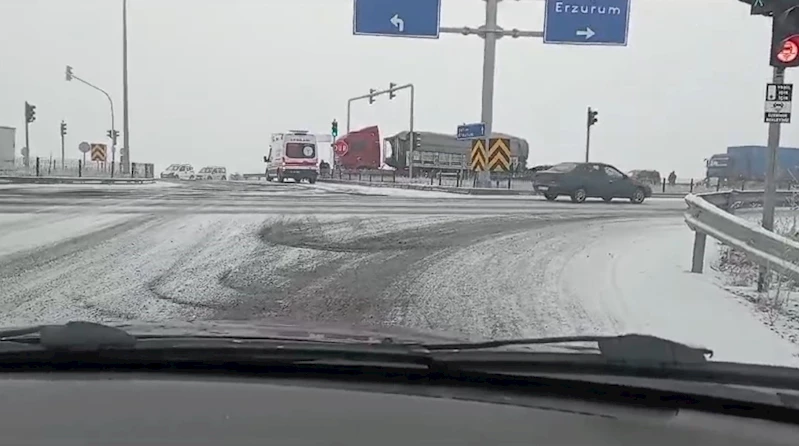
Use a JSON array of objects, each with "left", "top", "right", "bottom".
[
  {"left": 691, "top": 232, "right": 707, "bottom": 273},
  {"left": 35, "top": 157, "right": 40, "bottom": 177}
]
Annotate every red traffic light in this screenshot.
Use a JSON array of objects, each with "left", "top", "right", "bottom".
[{"left": 777, "top": 34, "right": 799, "bottom": 63}]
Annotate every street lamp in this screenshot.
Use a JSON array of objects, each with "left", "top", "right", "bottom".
[{"left": 65, "top": 65, "right": 117, "bottom": 175}]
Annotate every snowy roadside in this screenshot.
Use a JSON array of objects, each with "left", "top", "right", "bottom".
[
  {"left": 710, "top": 207, "right": 799, "bottom": 347},
  {"left": 388, "top": 216, "right": 799, "bottom": 367},
  {"left": 0, "top": 181, "right": 180, "bottom": 191}
]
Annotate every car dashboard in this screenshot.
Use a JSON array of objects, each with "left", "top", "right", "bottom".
[{"left": 0, "top": 373, "right": 797, "bottom": 445}]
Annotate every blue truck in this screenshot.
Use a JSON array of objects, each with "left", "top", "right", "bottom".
[{"left": 705, "top": 145, "right": 799, "bottom": 182}]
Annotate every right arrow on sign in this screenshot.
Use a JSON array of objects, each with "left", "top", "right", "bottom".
[{"left": 576, "top": 27, "right": 595, "bottom": 39}]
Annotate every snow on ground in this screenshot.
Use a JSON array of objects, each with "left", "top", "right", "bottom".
[
  {"left": 388, "top": 215, "right": 799, "bottom": 367},
  {"left": 310, "top": 182, "right": 469, "bottom": 198},
  {"left": 0, "top": 214, "right": 144, "bottom": 257},
  {"left": 708, "top": 207, "right": 799, "bottom": 347},
  {"left": 0, "top": 181, "right": 180, "bottom": 191}
]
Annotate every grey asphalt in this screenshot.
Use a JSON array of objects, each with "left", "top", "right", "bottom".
[{"left": 0, "top": 180, "right": 687, "bottom": 338}]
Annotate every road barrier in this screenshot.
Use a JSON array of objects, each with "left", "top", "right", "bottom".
[
  {"left": 684, "top": 190, "right": 799, "bottom": 282},
  {"left": 320, "top": 169, "right": 716, "bottom": 197}
]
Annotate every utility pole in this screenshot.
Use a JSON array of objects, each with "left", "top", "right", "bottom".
[
  {"left": 585, "top": 107, "right": 598, "bottom": 162},
  {"left": 346, "top": 82, "right": 415, "bottom": 176},
  {"left": 122, "top": 0, "right": 131, "bottom": 174}
]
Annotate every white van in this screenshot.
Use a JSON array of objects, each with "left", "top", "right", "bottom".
[
  {"left": 160, "top": 164, "right": 195, "bottom": 180},
  {"left": 264, "top": 131, "right": 319, "bottom": 183},
  {"left": 197, "top": 166, "right": 227, "bottom": 180}
]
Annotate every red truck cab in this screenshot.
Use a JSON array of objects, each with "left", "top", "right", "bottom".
[{"left": 335, "top": 126, "right": 381, "bottom": 170}]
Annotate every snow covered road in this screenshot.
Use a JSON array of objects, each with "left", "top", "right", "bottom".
[{"left": 0, "top": 181, "right": 795, "bottom": 365}]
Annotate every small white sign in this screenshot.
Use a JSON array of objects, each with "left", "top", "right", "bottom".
[{"left": 765, "top": 83, "right": 793, "bottom": 124}]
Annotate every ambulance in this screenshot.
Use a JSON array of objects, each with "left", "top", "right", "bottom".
[{"left": 264, "top": 130, "right": 319, "bottom": 183}]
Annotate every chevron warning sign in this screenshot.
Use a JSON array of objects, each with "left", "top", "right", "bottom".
[
  {"left": 469, "top": 139, "right": 486, "bottom": 171},
  {"left": 90, "top": 143, "right": 107, "bottom": 162},
  {"left": 488, "top": 138, "right": 511, "bottom": 172}
]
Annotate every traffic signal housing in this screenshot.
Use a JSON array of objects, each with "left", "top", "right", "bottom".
[
  {"left": 107, "top": 129, "right": 120, "bottom": 142},
  {"left": 411, "top": 132, "right": 422, "bottom": 151},
  {"left": 65, "top": 65, "right": 74, "bottom": 81},
  {"left": 331, "top": 119, "right": 338, "bottom": 137},
  {"left": 60, "top": 121, "right": 67, "bottom": 136},
  {"left": 587, "top": 107, "right": 598, "bottom": 127},
  {"left": 771, "top": 2, "right": 799, "bottom": 67},
  {"left": 25, "top": 102, "right": 36, "bottom": 123},
  {"left": 389, "top": 83, "right": 397, "bottom": 99},
  {"left": 369, "top": 89, "right": 376, "bottom": 104}
]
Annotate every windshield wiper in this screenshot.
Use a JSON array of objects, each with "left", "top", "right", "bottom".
[
  {"left": 0, "top": 323, "right": 712, "bottom": 365},
  {"left": 0, "top": 321, "right": 136, "bottom": 350},
  {"left": 424, "top": 334, "right": 713, "bottom": 364}
]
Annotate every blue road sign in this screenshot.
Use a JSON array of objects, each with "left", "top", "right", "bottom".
[
  {"left": 457, "top": 123, "right": 486, "bottom": 140},
  {"left": 543, "top": 0, "right": 631, "bottom": 46},
  {"left": 353, "top": 0, "right": 442, "bottom": 39}
]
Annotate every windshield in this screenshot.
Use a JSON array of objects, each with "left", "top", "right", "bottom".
[{"left": 4, "top": 0, "right": 799, "bottom": 382}]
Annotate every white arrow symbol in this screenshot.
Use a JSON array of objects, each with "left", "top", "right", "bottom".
[
  {"left": 390, "top": 14, "right": 405, "bottom": 32},
  {"left": 576, "top": 27, "right": 595, "bottom": 39}
]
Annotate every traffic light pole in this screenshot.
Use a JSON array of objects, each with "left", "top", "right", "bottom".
[
  {"left": 584, "top": 122, "right": 592, "bottom": 163},
  {"left": 60, "top": 122, "right": 66, "bottom": 169},
  {"left": 758, "top": 65, "right": 786, "bottom": 291},
  {"left": 66, "top": 71, "right": 116, "bottom": 172},
  {"left": 346, "top": 83, "right": 415, "bottom": 177},
  {"left": 23, "top": 112, "right": 30, "bottom": 168}
]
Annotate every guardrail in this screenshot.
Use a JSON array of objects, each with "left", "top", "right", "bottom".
[{"left": 684, "top": 190, "right": 799, "bottom": 282}]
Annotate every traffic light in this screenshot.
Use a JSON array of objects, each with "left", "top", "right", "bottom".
[
  {"left": 60, "top": 121, "right": 67, "bottom": 136},
  {"left": 65, "top": 65, "right": 74, "bottom": 81},
  {"left": 331, "top": 119, "right": 338, "bottom": 137},
  {"left": 25, "top": 102, "right": 36, "bottom": 123},
  {"left": 107, "top": 129, "right": 119, "bottom": 142},
  {"left": 389, "top": 82, "right": 397, "bottom": 99},
  {"left": 369, "top": 88, "right": 376, "bottom": 104},
  {"left": 771, "top": 1, "right": 799, "bottom": 67},
  {"left": 587, "top": 107, "right": 598, "bottom": 127},
  {"left": 411, "top": 132, "right": 422, "bottom": 151},
  {"left": 747, "top": 0, "right": 775, "bottom": 16}
]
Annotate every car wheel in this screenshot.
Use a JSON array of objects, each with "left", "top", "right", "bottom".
[
  {"left": 630, "top": 187, "right": 646, "bottom": 204},
  {"left": 570, "top": 188, "right": 587, "bottom": 203},
  {"left": 543, "top": 193, "right": 557, "bottom": 201}
]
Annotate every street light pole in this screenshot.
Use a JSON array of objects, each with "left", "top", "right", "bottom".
[
  {"left": 65, "top": 66, "right": 116, "bottom": 173},
  {"left": 122, "top": 0, "right": 131, "bottom": 174}
]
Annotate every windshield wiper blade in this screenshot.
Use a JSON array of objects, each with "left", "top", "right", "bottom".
[
  {"left": 424, "top": 334, "right": 713, "bottom": 364},
  {"left": 0, "top": 321, "right": 136, "bottom": 350}
]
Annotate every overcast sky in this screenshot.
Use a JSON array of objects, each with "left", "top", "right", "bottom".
[{"left": 0, "top": 0, "right": 788, "bottom": 177}]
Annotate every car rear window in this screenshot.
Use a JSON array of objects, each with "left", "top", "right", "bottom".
[{"left": 548, "top": 163, "right": 578, "bottom": 173}]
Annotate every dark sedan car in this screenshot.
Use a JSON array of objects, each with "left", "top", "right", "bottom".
[{"left": 532, "top": 162, "right": 653, "bottom": 203}]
